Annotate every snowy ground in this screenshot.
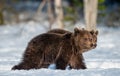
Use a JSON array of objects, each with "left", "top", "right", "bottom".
[{"left": 0, "top": 22, "right": 120, "bottom": 76}]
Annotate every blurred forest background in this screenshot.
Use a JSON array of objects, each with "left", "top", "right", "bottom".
[{"left": 0, "top": 0, "right": 120, "bottom": 28}]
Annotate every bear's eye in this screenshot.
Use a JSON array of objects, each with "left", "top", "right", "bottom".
[
  {"left": 89, "top": 38, "right": 92, "bottom": 41},
  {"left": 95, "top": 39, "right": 97, "bottom": 42},
  {"left": 84, "top": 38, "right": 88, "bottom": 41}
]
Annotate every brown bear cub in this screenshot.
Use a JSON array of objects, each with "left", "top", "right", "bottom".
[
  {"left": 48, "top": 28, "right": 98, "bottom": 53},
  {"left": 47, "top": 28, "right": 98, "bottom": 69},
  {"left": 12, "top": 28, "right": 94, "bottom": 70}
]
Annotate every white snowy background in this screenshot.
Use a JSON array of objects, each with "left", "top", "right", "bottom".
[{"left": 0, "top": 21, "right": 120, "bottom": 76}]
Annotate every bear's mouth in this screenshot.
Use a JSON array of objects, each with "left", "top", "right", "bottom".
[
  {"left": 85, "top": 45, "right": 96, "bottom": 49},
  {"left": 82, "top": 46, "right": 92, "bottom": 49},
  {"left": 91, "top": 44, "right": 97, "bottom": 48}
]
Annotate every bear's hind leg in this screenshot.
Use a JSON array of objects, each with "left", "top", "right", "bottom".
[{"left": 12, "top": 62, "right": 33, "bottom": 70}]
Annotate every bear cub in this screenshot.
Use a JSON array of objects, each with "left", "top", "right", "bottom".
[
  {"left": 12, "top": 28, "right": 96, "bottom": 70},
  {"left": 47, "top": 28, "right": 98, "bottom": 69}
]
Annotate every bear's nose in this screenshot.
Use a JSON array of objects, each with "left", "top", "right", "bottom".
[
  {"left": 91, "top": 44, "right": 97, "bottom": 47},
  {"left": 94, "top": 44, "right": 97, "bottom": 47},
  {"left": 90, "top": 44, "right": 93, "bottom": 47}
]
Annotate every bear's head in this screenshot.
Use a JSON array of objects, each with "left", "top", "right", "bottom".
[
  {"left": 89, "top": 30, "right": 98, "bottom": 49},
  {"left": 73, "top": 28, "right": 94, "bottom": 50}
]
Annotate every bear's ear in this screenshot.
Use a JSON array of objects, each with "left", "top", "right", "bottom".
[
  {"left": 90, "top": 30, "right": 94, "bottom": 35},
  {"left": 90, "top": 30, "right": 98, "bottom": 35},
  {"left": 82, "top": 28, "right": 85, "bottom": 30},
  {"left": 63, "top": 32, "right": 72, "bottom": 39},
  {"left": 95, "top": 30, "right": 98, "bottom": 35},
  {"left": 74, "top": 27, "right": 80, "bottom": 34}
]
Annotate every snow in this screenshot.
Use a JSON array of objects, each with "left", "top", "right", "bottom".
[{"left": 0, "top": 22, "right": 120, "bottom": 76}]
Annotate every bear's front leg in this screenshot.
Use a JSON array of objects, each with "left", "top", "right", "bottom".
[
  {"left": 69, "top": 53, "right": 87, "bottom": 69},
  {"left": 55, "top": 57, "right": 68, "bottom": 70}
]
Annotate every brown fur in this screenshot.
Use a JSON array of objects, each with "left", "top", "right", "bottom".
[
  {"left": 48, "top": 28, "right": 98, "bottom": 69},
  {"left": 48, "top": 29, "right": 98, "bottom": 69},
  {"left": 47, "top": 29, "right": 71, "bottom": 34},
  {"left": 48, "top": 28, "right": 98, "bottom": 53},
  {"left": 12, "top": 28, "right": 94, "bottom": 70}
]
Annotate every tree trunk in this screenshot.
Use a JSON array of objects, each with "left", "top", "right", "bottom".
[
  {"left": 36, "top": 0, "right": 46, "bottom": 16},
  {"left": 84, "top": 0, "right": 98, "bottom": 31},
  {"left": 0, "top": 1, "right": 5, "bottom": 25},
  {"left": 55, "top": 0, "right": 64, "bottom": 28},
  {"left": 33, "top": 0, "right": 46, "bottom": 21},
  {"left": 47, "top": 0, "right": 55, "bottom": 29},
  {"left": 0, "top": 11, "right": 4, "bottom": 25}
]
